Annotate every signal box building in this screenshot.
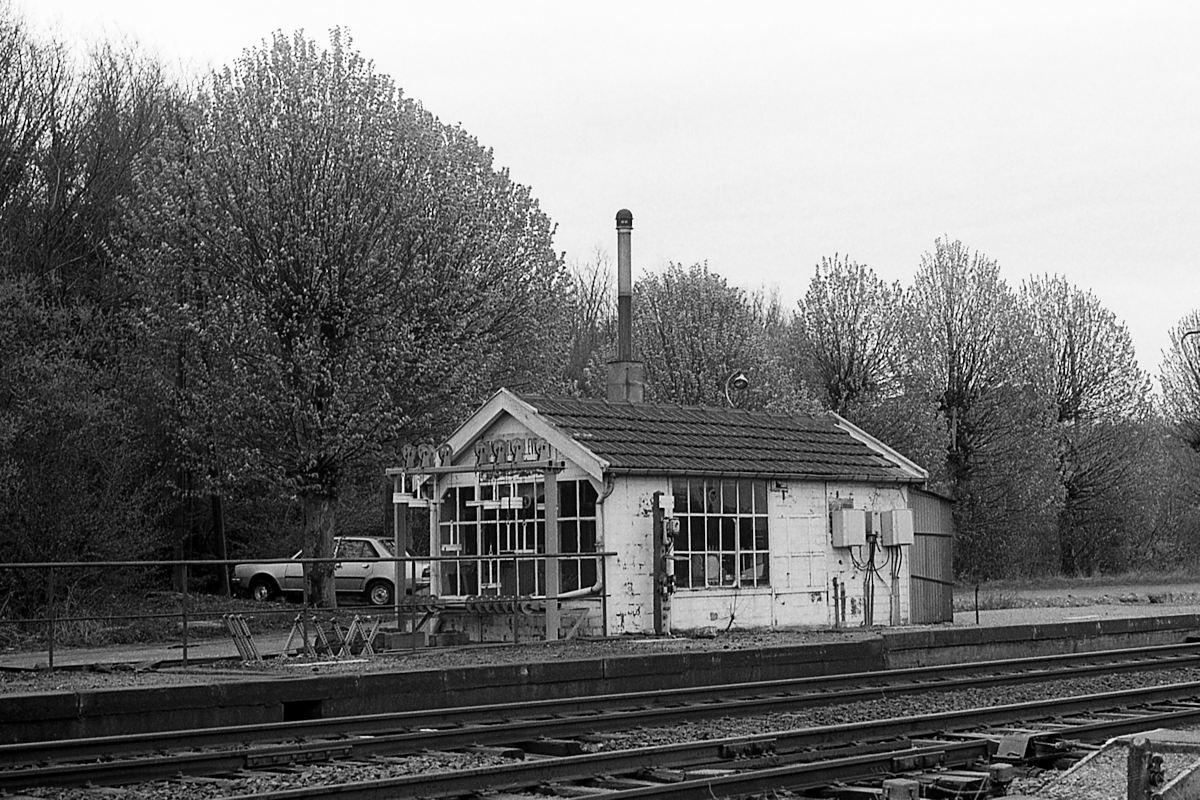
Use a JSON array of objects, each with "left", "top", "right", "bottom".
[
  {"left": 387, "top": 209, "right": 953, "bottom": 641},
  {"left": 388, "top": 388, "right": 952, "bottom": 641}
]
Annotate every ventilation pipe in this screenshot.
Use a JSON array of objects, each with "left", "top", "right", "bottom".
[{"left": 606, "top": 209, "right": 645, "bottom": 402}]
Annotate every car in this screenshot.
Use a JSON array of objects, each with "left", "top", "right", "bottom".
[{"left": 232, "top": 536, "right": 431, "bottom": 606}]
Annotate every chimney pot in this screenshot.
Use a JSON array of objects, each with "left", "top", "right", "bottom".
[{"left": 616, "top": 208, "right": 633, "bottom": 229}]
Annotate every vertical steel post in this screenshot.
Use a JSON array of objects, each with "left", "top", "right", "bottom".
[
  {"left": 831, "top": 577, "right": 840, "bottom": 628},
  {"left": 392, "top": 473, "right": 403, "bottom": 632},
  {"left": 181, "top": 563, "right": 190, "bottom": 667},
  {"left": 652, "top": 491, "right": 664, "bottom": 636},
  {"left": 511, "top": 551, "right": 519, "bottom": 643},
  {"left": 543, "top": 468, "right": 559, "bottom": 641},
  {"left": 601, "top": 556, "right": 608, "bottom": 637},
  {"left": 423, "top": 485, "right": 438, "bottom": 648},
  {"left": 409, "top": 552, "right": 417, "bottom": 649},
  {"left": 301, "top": 559, "right": 309, "bottom": 653},
  {"left": 47, "top": 566, "right": 55, "bottom": 672}
]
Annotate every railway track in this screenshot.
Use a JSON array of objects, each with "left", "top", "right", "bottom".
[
  {"left": 4, "top": 642, "right": 1200, "bottom": 796},
  {"left": 208, "top": 683, "right": 1200, "bottom": 799},
  {"left": 22, "top": 681, "right": 1200, "bottom": 799}
]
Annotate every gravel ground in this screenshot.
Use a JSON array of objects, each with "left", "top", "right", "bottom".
[{"left": 1016, "top": 735, "right": 1200, "bottom": 799}]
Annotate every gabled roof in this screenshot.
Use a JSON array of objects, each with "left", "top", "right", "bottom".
[{"left": 518, "top": 393, "right": 927, "bottom": 484}]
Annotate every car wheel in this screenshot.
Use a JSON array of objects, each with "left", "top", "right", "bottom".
[
  {"left": 366, "top": 580, "right": 394, "bottom": 606},
  {"left": 249, "top": 577, "right": 276, "bottom": 602}
]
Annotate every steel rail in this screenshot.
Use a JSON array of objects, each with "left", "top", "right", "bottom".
[
  {"left": 8, "top": 677, "right": 1200, "bottom": 794},
  {"left": 213, "top": 681, "right": 1200, "bottom": 800},
  {"left": 4, "top": 640, "right": 1199, "bottom": 770},
  {"left": 229, "top": 740, "right": 997, "bottom": 800}
]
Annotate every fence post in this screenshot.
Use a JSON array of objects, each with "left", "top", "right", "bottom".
[
  {"left": 409, "top": 555, "right": 416, "bottom": 649},
  {"left": 181, "top": 563, "right": 190, "bottom": 667},
  {"left": 47, "top": 566, "right": 55, "bottom": 672},
  {"left": 511, "top": 552, "right": 519, "bottom": 644},
  {"left": 301, "top": 559, "right": 310, "bottom": 655}
]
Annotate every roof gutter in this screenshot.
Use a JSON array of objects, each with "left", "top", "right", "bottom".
[{"left": 605, "top": 467, "right": 925, "bottom": 484}]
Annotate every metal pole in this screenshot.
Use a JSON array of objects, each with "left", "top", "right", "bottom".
[
  {"left": 422, "top": 489, "right": 438, "bottom": 649},
  {"left": 409, "top": 554, "right": 417, "bottom": 650},
  {"left": 601, "top": 556, "right": 608, "bottom": 637},
  {"left": 543, "top": 469, "right": 559, "bottom": 642},
  {"left": 511, "top": 551, "right": 519, "bottom": 643},
  {"left": 47, "top": 566, "right": 55, "bottom": 672},
  {"left": 301, "top": 560, "right": 309, "bottom": 654},
  {"left": 181, "top": 563, "right": 190, "bottom": 667},
  {"left": 392, "top": 474, "right": 403, "bottom": 632},
  {"left": 831, "top": 577, "right": 840, "bottom": 628},
  {"left": 652, "top": 491, "right": 664, "bottom": 635}
]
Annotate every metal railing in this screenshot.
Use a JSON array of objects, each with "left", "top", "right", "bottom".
[{"left": 0, "top": 552, "right": 612, "bottom": 670}]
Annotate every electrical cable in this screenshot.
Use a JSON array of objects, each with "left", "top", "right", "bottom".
[{"left": 848, "top": 546, "right": 867, "bottom": 571}]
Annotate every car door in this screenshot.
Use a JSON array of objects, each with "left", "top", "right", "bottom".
[
  {"left": 334, "top": 538, "right": 374, "bottom": 595},
  {"left": 281, "top": 550, "right": 306, "bottom": 593}
]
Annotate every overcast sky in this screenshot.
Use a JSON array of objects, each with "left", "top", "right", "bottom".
[{"left": 19, "top": 0, "right": 1199, "bottom": 384}]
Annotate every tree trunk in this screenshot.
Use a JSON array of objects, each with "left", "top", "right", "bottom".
[
  {"left": 173, "top": 467, "right": 190, "bottom": 592},
  {"left": 212, "top": 494, "right": 230, "bottom": 597},
  {"left": 302, "top": 492, "right": 338, "bottom": 608}
]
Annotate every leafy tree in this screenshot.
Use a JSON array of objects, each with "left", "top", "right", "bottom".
[
  {"left": 634, "top": 263, "right": 803, "bottom": 411},
  {"left": 1146, "top": 427, "right": 1200, "bottom": 566},
  {"left": 1162, "top": 312, "right": 1200, "bottom": 452},
  {"left": 554, "top": 251, "right": 615, "bottom": 397},
  {"left": 794, "top": 255, "right": 903, "bottom": 413},
  {"left": 788, "top": 254, "right": 941, "bottom": 471},
  {"left": 0, "top": 9, "right": 173, "bottom": 616},
  {"left": 127, "top": 30, "right": 562, "bottom": 605},
  {"left": 1023, "top": 276, "right": 1149, "bottom": 424},
  {"left": 905, "top": 238, "right": 1061, "bottom": 578},
  {"left": 1155, "top": 313, "right": 1200, "bottom": 568},
  {"left": 1022, "top": 276, "right": 1153, "bottom": 574}
]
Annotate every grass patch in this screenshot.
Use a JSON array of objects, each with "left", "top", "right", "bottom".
[{"left": 965, "top": 569, "right": 1200, "bottom": 594}]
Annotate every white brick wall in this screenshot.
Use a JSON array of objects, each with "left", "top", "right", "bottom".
[{"left": 601, "top": 477, "right": 913, "bottom": 634}]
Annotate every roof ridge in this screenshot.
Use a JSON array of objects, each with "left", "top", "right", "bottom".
[{"left": 521, "top": 393, "right": 817, "bottom": 421}]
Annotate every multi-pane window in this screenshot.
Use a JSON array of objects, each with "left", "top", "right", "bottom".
[
  {"left": 671, "top": 478, "right": 770, "bottom": 589},
  {"left": 558, "top": 481, "right": 598, "bottom": 592},
  {"left": 437, "top": 477, "right": 598, "bottom": 596}
]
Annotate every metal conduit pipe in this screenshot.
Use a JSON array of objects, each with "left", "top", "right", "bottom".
[{"left": 556, "top": 579, "right": 604, "bottom": 600}]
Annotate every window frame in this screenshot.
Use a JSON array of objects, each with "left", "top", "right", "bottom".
[{"left": 670, "top": 477, "right": 770, "bottom": 590}]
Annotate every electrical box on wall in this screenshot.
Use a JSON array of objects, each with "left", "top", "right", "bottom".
[
  {"left": 880, "top": 509, "right": 914, "bottom": 546},
  {"left": 831, "top": 507, "right": 866, "bottom": 548}
]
